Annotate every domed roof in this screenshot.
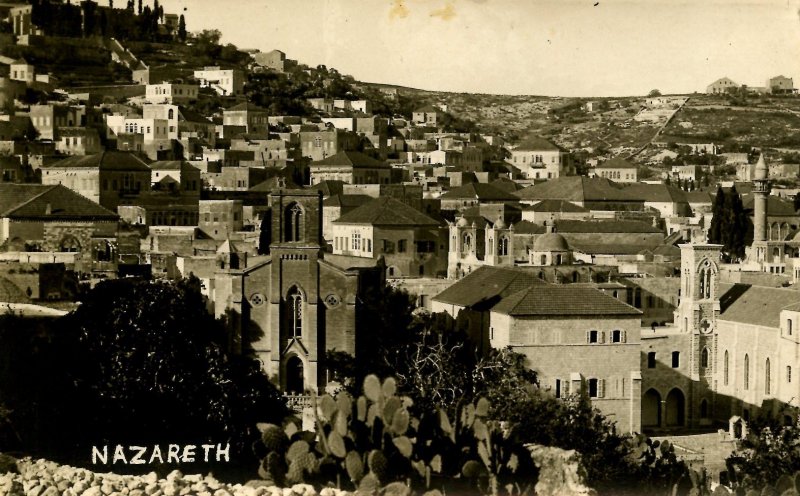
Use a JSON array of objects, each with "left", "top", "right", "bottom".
[
  {"left": 534, "top": 232, "right": 570, "bottom": 252},
  {"left": 494, "top": 216, "right": 507, "bottom": 229},
  {"left": 456, "top": 216, "right": 469, "bottom": 227}
]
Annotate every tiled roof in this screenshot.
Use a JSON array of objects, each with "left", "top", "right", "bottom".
[
  {"left": 413, "top": 105, "right": 442, "bottom": 113},
  {"left": 597, "top": 157, "right": 637, "bottom": 169},
  {"left": 226, "top": 102, "right": 268, "bottom": 112},
  {"left": 556, "top": 219, "right": 662, "bottom": 234},
  {"left": 311, "top": 151, "right": 390, "bottom": 169},
  {"left": 150, "top": 160, "right": 200, "bottom": 172},
  {"left": 490, "top": 177, "right": 525, "bottom": 193},
  {"left": 686, "top": 191, "right": 713, "bottom": 203},
  {"left": 44, "top": 151, "right": 151, "bottom": 171},
  {"left": 516, "top": 176, "right": 636, "bottom": 202},
  {"left": 249, "top": 176, "right": 301, "bottom": 192},
  {"left": 511, "top": 219, "right": 661, "bottom": 235},
  {"left": 526, "top": 199, "right": 589, "bottom": 213},
  {"left": 440, "top": 182, "right": 519, "bottom": 201},
  {"left": 492, "top": 285, "right": 641, "bottom": 316},
  {"left": 323, "top": 194, "right": 374, "bottom": 208},
  {"left": 313, "top": 180, "right": 345, "bottom": 197},
  {"left": 719, "top": 283, "right": 800, "bottom": 328},
  {"left": 623, "top": 183, "right": 688, "bottom": 203},
  {"left": 570, "top": 242, "right": 658, "bottom": 255},
  {"left": 0, "top": 184, "right": 118, "bottom": 220},
  {"left": 178, "top": 106, "right": 212, "bottom": 124},
  {"left": 334, "top": 197, "right": 440, "bottom": 226},
  {"left": 513, "top": 137, "right": 563, "bottom": 152},
  {"left": 742, "top": 194, "right": 798, "bottom": 216},
  {"left": 433, "top": 266, "right": 546, "bottom": 308}
]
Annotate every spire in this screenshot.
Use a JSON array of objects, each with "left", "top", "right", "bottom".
[{"left": 754, "top": 154, "right": 768, "bottom": 181}]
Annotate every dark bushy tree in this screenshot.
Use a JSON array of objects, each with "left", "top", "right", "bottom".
[{"left": 1, "top": 278, "right": 287, "bottom": 469}]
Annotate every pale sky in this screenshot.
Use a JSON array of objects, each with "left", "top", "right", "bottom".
[{"left": 154, "top": 0, "right": 800, "bottom": 97}]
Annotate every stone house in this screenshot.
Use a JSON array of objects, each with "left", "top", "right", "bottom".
[{"left": 330, "top": 196, "right": 446, "bottom": 277}]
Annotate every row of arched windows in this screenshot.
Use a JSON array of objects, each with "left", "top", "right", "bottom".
[{"left": 721, "top": 351, "right": 785, "bottom": 395}]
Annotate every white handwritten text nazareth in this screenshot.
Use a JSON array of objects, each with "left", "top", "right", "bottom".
[{"left": 91, "top": 444, "right": 230, "bottom": 465}]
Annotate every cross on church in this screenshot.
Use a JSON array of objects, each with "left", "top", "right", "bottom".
[{"left": 700, "top": 320, "right": 711, "bottom": 333}]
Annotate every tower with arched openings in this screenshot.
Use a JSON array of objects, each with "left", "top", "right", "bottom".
[{"left": 212, "top": 189, "right": 385, "bottom": 396}]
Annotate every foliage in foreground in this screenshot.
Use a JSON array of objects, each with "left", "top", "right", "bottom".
[
  {"left": 256, "top": 374, "right": 700, "bottom": 496},
  {"left": 0, "top": 277, "right": 287, "bottom": 469},
  {"left": 725, "top": 415, "right": 800, "bottom": 493}
]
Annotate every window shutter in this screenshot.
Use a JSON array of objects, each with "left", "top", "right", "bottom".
[
  {"left": 600, "top": 331, "right": 606, "bottom": 344},
  {"left": 622, "top": 330, "right": 627, "bottom": 343},
  {"left": 586, "top": 331, "right": 590, "bottom": 343},
  {"left": 563, "top": 379, "right": 570, "bottom": 395},
  {"left": 598, "top": 379, "right": 605, "bottom": 398}
]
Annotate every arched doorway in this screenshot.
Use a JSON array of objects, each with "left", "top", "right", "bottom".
[
  {"left": 665, "top": 388, "right": 686, "bottom": 427},
  {"left": 643, "top": 389, "right": 662, "bottom": 427},
  {"left": 285, "top": 355, "right": 304, "bottom": 394}
]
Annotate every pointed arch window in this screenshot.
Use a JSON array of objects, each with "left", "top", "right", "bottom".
[
  {"left": 744, "top": 354, "right": 750, "bottom": 390},
  {"left": 766, "top": 358, "right": 771, "bottom": 395},
  {"left": 285, "top": 203, "right": 303, "bottom": 242},
  {"left": 287, "top": 287, "right": 303, "bottom": 339},
  {"left": 724, "top": 350, "right": 729, "bottom": 385},
  {"left": 463, "top": 234, "right": 472, "bottom": 252},
  {"left": 701, "top": 347, "right": 709, "bottom": 368},
  {"left": 498, "top": 236, "right": 509, "bottom": 256}
]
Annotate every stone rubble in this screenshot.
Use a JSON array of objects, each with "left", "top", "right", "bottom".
[{"left": 0, "top": 457, "right": 351, "bottom": 496}]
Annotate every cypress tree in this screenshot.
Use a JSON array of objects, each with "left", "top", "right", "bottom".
[
  {"left": 178, "top": 14, "right": 186, "bottom": 41},
  {"left": 727, "top": 186, "right": 748, "bottom": 260},
  {"left": 708, "top": 185, "right": 726, "bottom": 244}
]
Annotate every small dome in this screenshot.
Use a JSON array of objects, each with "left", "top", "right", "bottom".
[
  {"left": 494, "top": 216, "right": 507, "bottom": 229},
  {"left": 456, "top": 217, "right": 469, "bottom": 227},
  {"left": 534, "top": 233, "right": 570, "bottom": 252}
]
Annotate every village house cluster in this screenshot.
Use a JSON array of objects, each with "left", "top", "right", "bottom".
[{"left": 1, "top": 0, "right": 800, "bottom": 438}]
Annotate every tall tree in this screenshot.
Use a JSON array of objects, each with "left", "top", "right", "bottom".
[
  {"left": 727, "top": 185, "right": 748, "bottom": 260},
  {"left": 708, "top": 185, "right": 726, "bottom": 244},
  {"left": 177, "top": 13, "right": 186, "bottom": 41},
  {"left": 137, "top": 0, "right": 142, "bottom": 14}
]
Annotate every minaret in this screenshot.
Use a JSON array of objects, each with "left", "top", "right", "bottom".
[{"left": 752, "top": 154, "right": 770, "bottom": 262}]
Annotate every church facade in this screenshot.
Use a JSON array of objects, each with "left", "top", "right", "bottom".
[{"left": 212, "top": 189, "right": 385, "bottom": 394}]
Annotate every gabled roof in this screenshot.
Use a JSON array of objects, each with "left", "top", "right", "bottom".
[
  {"left": 490, "top": 177, "right": 525, "bottom": 193},
  {"left": 226, "top": 102, "right": 268, "bottom": 112},
  {"left": 597, "top": 157, "right": 637, "bottom": 169},
  {"left": 719, "top": 284, "right": 800, "bottom": 328},
  {"left": 313, "top": 180, "right": 345, "bottom": 197},
  {"left": 686, "top": 191, "right": 713, "bottom": 203},
  {"left": 511, "top": 219, "right": 661, "bottom": 235},
  {"left": 249, "top": 176, "right": 301, "bottom": 192},
  {"left": 440, "top": 182, "right": 519, "bottom": 201},
  {"left": 323, "top": 194, "right": 374, "bottom": 208},
  {"left": 513, "top": 137, "right": 563, "bottom": 152},
  {"left": 311, "top": 151, "right": 390, "bottom": 169},
  {"left": 150, "top": 160, "right": 200, "bottom": 173},
  {"left": 516, "top": 176, "right": 636, "bottom": 203},
  {"left": 492, "top": 285, "right": 641, "bottom": 317},
  {"left": 178, "top": 106, "right": 212, "bottom": 124},
  {"left": 623, "top": 183, "right": 688, "bottom": 203},
  {"left": 742, "top": 194, "right": 798, "bottom": 216},
  {"left": 44, "top": 151, "right": 151, "bottom": 172},
  {"left": 413, "top": 105, "right": 442, "bottom": 114},
  {"left": 433, "top": 266, "right": 546, "bottom": 308},
  {"left": 526, "top": 199, "right": 589, "bottom": 213},
  {"left": 0, "top": 184, "right": 118, "bottom": 220},
  {"left": 334, "top": 197, "right": 440, "bottom": 226}
]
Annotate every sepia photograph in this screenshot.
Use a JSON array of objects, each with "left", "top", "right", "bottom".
[{"left": 1, "top": 0, "right": 800, "bottom": 494}]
